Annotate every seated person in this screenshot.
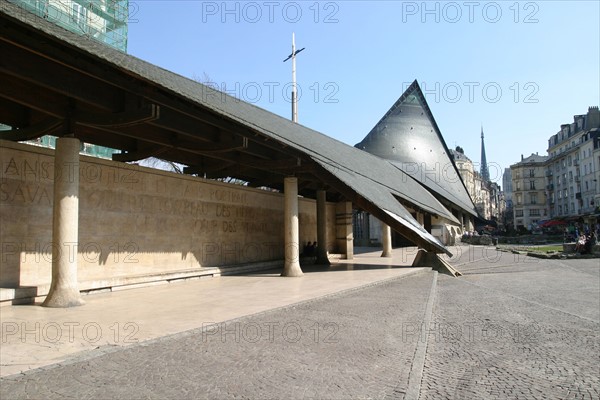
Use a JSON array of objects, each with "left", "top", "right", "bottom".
[
  {"left": 575, "top": 234, "right": 586, "bottom": 253},
  {"left": 583, "top": 234, "right": 593, "bottom": 254}
]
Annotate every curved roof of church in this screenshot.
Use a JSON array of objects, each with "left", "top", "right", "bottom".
[{"left": 356, "top": 81, "right": 477, "bottom": 216}]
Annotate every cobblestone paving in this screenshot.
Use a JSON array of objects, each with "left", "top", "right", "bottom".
[
  {"left": 1, "top": 248, "right": 599, "bottom": 399},
  {"left": 422, "top": 250, "right": 600, "bottom": 400}
]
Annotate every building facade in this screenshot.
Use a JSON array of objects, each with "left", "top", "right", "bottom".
[
  {"left": 502, "top": 168, "right": 513, "bottom": 229},
  {"left": 545, "top": 107, "right": 600, "bottom": 222},
  {"left": 8, "top": 0, "right": 128, "bottom": 52},
  {"left": 449, "top": 147, "right": 504, "bottom": 224},
  {"left": 511, "top": 153, "right": 549, "bottom": 230}
]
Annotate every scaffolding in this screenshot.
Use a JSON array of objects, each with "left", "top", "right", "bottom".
[
  {"left": 5, "top": 1, "right": 127, "bottom": 157},
  {"left": 8, "top": 0, "right": 128, "bottom": 52}
]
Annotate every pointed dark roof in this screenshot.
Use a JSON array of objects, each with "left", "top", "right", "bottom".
[
  {"left": 356, "top": 80, "right": 477, "bottom": 216},
  {"left": 480, "top": 127, "right": 490, "bottom": 182}
]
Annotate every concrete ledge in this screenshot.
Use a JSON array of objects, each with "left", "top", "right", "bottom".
[
  {"left": 562, "top": 243, "right": 600, "bottom": 255},
  {"left": 0, "top": 260, "right": 284, "bottom": 306},
  {"left": 563, "top": 243, "right": 576, "bottom": 253}
]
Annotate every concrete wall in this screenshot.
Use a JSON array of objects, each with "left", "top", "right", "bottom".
[{"left": 0, "top": 141, "right": 336, "bottom": 290}]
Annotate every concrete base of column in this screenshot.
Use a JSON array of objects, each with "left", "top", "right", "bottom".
[
  {"left": 381, "top": 224, "right": 392, "bottom": 258},
  {"left": 336, "top": 202, "right": 354, "bottom": 260},
  {"left": 281, "top": 177, "right": 303, "bottom": 277},
  {"left": 315, "top": 190, "right": 330, "bottom": 266},
  {"left": 42, "top": 137, "right": 84, "bottom": 307}
]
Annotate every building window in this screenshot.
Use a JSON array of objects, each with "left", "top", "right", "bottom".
[
  {"left": 529, "top": 181, "right": 535, "bottom": 190},
  {"left": 515, "top": 210, "right": 524, "bottom": 217},
  {"left": 516, "top": 194, "right": 522, "bottom": 205},
  {"left": 72, "top": 3, "right": 88, "bottom": 27},
  {"left": 529, "top": 209, "right": 540, "bottom": 216},
  {"left": 530, "top": 193, "right": 537, "bottom": 204},
  {"left": 529, "top": 169, "right": 535, "bottom": 177}
]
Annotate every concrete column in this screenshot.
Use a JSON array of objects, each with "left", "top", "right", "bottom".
[
  {"left": 42, "top": 137, "right": 84, "bottom": 307},
  {"left": 381, "top": 223, "right": 392, "bottom": 257},
  {"left": 416, "top": 212, "right": 425, "bottom": 227},
  {"left": 335, "top": 201, "right": 354, "bottom": 260},
  {"left": 315, "top": 190, "right": 330, "bottom": 265},
  {"left": 281, "top": 177, "right": 303, "bottom": 277}
]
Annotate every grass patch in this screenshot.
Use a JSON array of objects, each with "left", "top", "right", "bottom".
[
  {"left": 497, "top": 244, "right": 564, "bottom": 253},
  {"left": 521, "top": 245, "right": 563, "bottom": 253}
]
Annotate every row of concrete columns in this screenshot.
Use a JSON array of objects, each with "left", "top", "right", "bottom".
[{"left": 42, "top": 146, "right": 349, "bottom": 306}]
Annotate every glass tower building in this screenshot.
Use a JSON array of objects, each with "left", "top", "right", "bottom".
[
  {"left": 8, "top": 0, "right": 128, "bottom": 52},
  {"left": 6, "top": 0, "right": 129, "bottom": 157}
]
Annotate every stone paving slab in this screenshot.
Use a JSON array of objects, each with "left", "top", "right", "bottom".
[
  {"left": 0, "top": 248, "right": 423, "bottom": 377},
  {"left": 1, "top": 245, "right": 599, "bottom": 399},
  {"left": 1, "top": 270, "right": 435, "bottom": 399}
]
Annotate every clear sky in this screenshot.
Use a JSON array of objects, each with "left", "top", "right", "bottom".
[{"left": 127, "top": 0, "right": 600, "bottom": 185}]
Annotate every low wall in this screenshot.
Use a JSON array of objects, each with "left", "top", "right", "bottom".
[
  {"left": 0, "top": 141, "right": 337, "bottom": 292},
  {"left": 562, "top": 243, "right": 600, "bottom": 254}
]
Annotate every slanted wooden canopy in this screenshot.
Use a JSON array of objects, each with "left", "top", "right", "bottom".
[{"left": 0, "top": 2, "right": 458, "bottom": 255}]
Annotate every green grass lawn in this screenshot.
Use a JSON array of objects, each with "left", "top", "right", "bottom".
[
  {"left": 498, "top": 244, "right": 564, "bottom": 253},
  {"left": 520, "top": 245, "right": 564, "bottom": 253}
]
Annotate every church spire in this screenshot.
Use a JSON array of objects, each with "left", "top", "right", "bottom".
[{"left": 480, "top": 126, "right": 490, "bottom": 182}]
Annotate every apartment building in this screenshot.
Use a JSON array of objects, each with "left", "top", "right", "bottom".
[
  {"left": 511, "top": 153, "right": 549, "bottom": 230},
  {"left": 546, "top": 107, "right": 600, "bottom": 222}
]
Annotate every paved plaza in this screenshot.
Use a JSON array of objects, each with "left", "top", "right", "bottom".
[{"left": 1, "top": 245, "right": 599, "bottom": 399}]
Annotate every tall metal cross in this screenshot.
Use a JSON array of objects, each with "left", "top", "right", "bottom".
[{"left": 283, "top": 33, "right": 305, "bottom": 123}]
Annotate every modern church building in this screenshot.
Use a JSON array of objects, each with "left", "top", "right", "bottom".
[
  {"left": 355, "top": 81, "right": 478, "bottom": 247},
  {"left": 1, "top": 2, "right": 467, "bottom": 306}
]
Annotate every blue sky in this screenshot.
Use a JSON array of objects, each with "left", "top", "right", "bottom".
[{"left": 127, "top": 1, "right": 600, "bottom": 185}]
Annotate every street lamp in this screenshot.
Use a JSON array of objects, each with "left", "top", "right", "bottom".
[{"left": 283, "top": 32, "right": 305, "bottom": 123}]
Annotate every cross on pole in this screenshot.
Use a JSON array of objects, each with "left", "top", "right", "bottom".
[{"left": 283, "top": 32, "right": 305, "bottom": 123}]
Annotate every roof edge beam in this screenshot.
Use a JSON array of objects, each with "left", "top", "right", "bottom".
[{"left": 0, "top": 118, "right": 63, "bottom": 141}]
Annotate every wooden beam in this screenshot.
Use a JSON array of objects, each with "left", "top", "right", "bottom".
[
  {"left": 0, "top": 41, "right": 121, "bottom": 112},
  {"left": 0, "top": 97, "right": 29, "bottom": 128},
  {"left": 0, "top": 72, "right": 68, "bottom": 118},
  {"left": 74, "top": 104, "right": 159, "bottom": 128},
  {"left": 0, "top": 118, "right": 63, "bottom": 141}
]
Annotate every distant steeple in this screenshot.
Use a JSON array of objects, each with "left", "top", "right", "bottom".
[{"left": 480, "top": 126, "right": 490, "bottom": 182}]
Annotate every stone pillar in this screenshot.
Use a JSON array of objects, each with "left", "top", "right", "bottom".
[
  {"left": 416, "top": 212, "right": 425, "bottom": 227},
  {"left": 281, "top": 177, "right": 303, "bottom": 277},
  {"left": 315, "top": 190, "right": 330, "bottom": 265},
  {"left": 381, "top": 223, "right": 392, "bottom": 257},
  {"left": 42, "top": 137, "right": 84, "bottom": 307},
  {"left": 336, "top": 201, "right": 354, "bottom": 260}
]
